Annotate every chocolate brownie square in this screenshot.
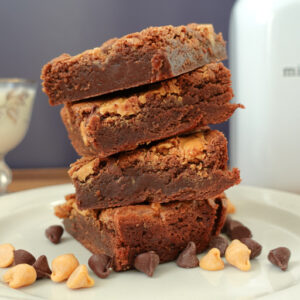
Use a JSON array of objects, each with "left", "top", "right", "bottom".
[
  {"left": 61, "top": 63, "right": 241, "bottom": 157},
  {"left": 41, "top": 24, "right": 226, "bottom": 105},
  {"left": 69, "top": 129, "right": 240, "bottom": 209},
  {"left": 55, "top": 193, "right": 227, "bottom": 271}
]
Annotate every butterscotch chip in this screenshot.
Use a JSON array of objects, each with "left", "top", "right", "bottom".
[
  {"left": 51, "top": 254, "right": 79, "bottom": 282},
  {"left": 0, "top": 244, "right": 15, "bottom": 268},
  {"left": 3, "top": 264, "right": 37, "bottom": 289},
  {"left": 67, "top": 265, "right": 94, "bottom": 289},
  {"left": 225, "top": 239, "right": 251, "bottom": 271},
  {"left": 199, "top": 248, "right": 224, "bottom": 271},
  {"left": 227, "top": 198, "right": 236, "bottom": 214}
]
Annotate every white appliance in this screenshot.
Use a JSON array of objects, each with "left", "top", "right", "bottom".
[{"left": 229, "top": 0, "right": 300, "bottom": 193}]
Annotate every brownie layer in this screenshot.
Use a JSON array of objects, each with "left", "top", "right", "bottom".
[
  {"left": 41, "top": 24, "right": 226, "bottom": 105},
  {"left": 69, "top": 129, "right": 240, "bottom": 210},
  {"left": 55, "top": 193, "right": 227, "bottom": 271},
  {"left": 61, "top": 62, "right": 241, "bottom": 157}
]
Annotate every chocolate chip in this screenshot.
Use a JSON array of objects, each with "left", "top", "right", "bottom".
[
  {"left": 45, "top": 225, "right": 64, "bottom": 244},
  {"left": 88, "top": 254, "right": 112, "bottom": 279},
  {"left": 176, "top": 241, "right": 199, "bottom": 268},
  {"left": 33, "top": 255, "right": 52, "bottom": 279},
  {"left": 229, "top": 226, "right": 252, "bottom": 240},
  {"left": 224, "top": 218, "right": 252, "bottom": 240},
  {"left": 268, "top": 247, "right": 291, "bottom": 271},
  {"left": 13, "top": 249, "right": 36, "bottom": 266},
  {"left": 221, "top": 216, "right": 232, "bottom": 233},
  {"left": 226, "top": 219, "right": 243, "bottom": 232},
  {"left": 239, "top": 238, "right": 262, "bottom": 259},
  {"left": 134, "top": 251, "right": 160, "bottom": 277},
  {"left": 208, "top": 236, "right": 228, "bottom": 257}
]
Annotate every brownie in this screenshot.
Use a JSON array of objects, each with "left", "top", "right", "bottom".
[
  {"left": 61, "top": 63, "right": 241, "bottom": 157},
  {"left": 69, "top": 129, "right": 240, "bottom": 209},
  {"left": 55, "top": 193, "right": 228, "bottom": 271},
  {"left": 41, "top": 24, "right": 226, "bottom": 105}
]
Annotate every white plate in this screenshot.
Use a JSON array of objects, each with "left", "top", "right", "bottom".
[{"left": 0, "top": 184, "right": 300, "bottom": 300}]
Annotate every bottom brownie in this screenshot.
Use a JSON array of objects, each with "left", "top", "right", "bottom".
[{"left": 55, "top": 194, "right": 227, "bottom": 271}]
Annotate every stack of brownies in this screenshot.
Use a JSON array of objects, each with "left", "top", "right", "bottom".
[{"left": 41, "top": 24, "right": 241, "bottom": 271}]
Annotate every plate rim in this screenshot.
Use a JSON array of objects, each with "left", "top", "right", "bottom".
[{"left": 0, "top": 184, "right": 300, "bottom": 300}]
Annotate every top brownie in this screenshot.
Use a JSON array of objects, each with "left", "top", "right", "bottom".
[{"left": 41, "top": 24, "right": 226, "bottom": 105}]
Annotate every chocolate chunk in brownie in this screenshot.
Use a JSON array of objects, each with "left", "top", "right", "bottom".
[
  {"left": 61, "top": 62, "right": 241, "bottom": 157},
  {"left": 55, "top": 193, "right": 227, "bottom": 271},
  {"left": 41, "top": 24, "right": 226, "bottom": 105},
  {"left": 69, "top": 129, "right": 240, "bottom": 210}
]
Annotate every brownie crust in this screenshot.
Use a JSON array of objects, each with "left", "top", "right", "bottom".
[
  {"left": 69, "top": 129, "right": 241, "bottom": 210},
  {"left": 56, "top": 193, "right": 227, "bottom": 271},
  {"left": 61, "top": 63, "right": 241, "bottom": 157},
  {"left": 41, "top": 24, "right": 226, "bottom": 105}
]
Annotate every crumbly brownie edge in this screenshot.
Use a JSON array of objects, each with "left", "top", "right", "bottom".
[
  {"left": 59, "top": 194, "right": 227, "bottom": 271},
  {"left": 41, "top": 24, "right": 226, "bottom": 105}
]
